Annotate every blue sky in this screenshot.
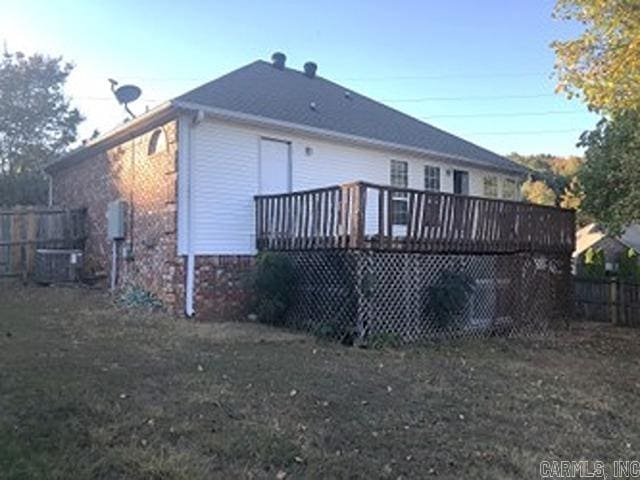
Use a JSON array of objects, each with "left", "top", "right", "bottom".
[{"left": 1, "top": 0, "right": 596, "bottom": 156}]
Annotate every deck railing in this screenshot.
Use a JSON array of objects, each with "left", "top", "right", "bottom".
[{"left": 254, "top": 181, "right": 575, "bottom": 254}]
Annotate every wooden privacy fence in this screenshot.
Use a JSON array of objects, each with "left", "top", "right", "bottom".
[
  {"left": 0, "top": 207, "right": 87, "bottom": 279},
  {"left": 574, "top": 276, "right": 640, "bottom": 326},
  {"left": 255, "top": 181, "right": 576, "bottom": 254}
]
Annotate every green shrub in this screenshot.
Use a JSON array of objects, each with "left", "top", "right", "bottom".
[
  {"left": 619, "top": 248, "right": 640, "bottom": 282},
  {"left": 117, "top": 285, "right": 164, "bottom": 311},
  {"left": 583, "top": 247, "right": 606, "bottom": 278},
  {"left": 426, "top": 270, "right": 475, "bottom": 329},
  {"left": 250, "top": 252, "right": 297, "bottom": 325},
  {"left": 368, "top": 332, "right": 401, "bottom": 349}
]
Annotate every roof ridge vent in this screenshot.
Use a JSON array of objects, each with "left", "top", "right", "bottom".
[
  {"left": 303, "top": 61, "right": 317, "bottom": 78},
  {"left": 271, "top": 52, "right": 286, "bottom": 70}
]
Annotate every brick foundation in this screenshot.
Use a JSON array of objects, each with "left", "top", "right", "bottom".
[{"left": 192, "top": 255, "right": 256, "bottom": 321}]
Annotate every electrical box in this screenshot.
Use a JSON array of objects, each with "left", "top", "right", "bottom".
[{"left": 107, "top": 200, "right": 128, "bottom": 240}]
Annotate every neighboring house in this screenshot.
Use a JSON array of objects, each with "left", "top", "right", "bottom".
[
  {"left": 574, "top": 223, "right": 640, "bottom": 274},
  {"left": 46, "top": 53, "right": 528, "bottom": 318}
]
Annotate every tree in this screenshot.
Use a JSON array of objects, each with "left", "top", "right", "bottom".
[
  {"left": 552, "top": 0, "right": 640, "bottom": 113},
  {"left": 521, "top": 179, "right": 557, "bottom": 206},
  {"left": 509, "top": 153, "right": 585, "bottom": 208},
  {"left": 583, "top": 247, "right": 606, "bottom": 278},
  {"left": 619, "top": 247, "right": 640, "bottom": 282},
  {"left": 553, "top": 1, "right": 640, "bottom": 230},
  {"left": 0, "top": 51, "right": 82, "bottom": 205},
  {"left": 577, "top": 111, "right": 640, "bottom": 233}
]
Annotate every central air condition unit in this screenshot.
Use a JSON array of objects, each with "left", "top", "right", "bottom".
[{"left": 34, "top": 249, "right": 84, "bottom": 285}]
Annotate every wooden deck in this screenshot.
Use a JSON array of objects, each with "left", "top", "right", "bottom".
[{"left": 254, "top": 181, "right": 575, "bottom": 254}]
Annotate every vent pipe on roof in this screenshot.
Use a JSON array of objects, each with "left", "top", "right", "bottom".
[
  {"left": 303, "top": 61, "right": 317, "bottom": 78},
  {"left": 271, "top": 52, "right": 286, "bottom": 70}
]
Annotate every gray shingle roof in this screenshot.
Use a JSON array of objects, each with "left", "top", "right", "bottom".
[{"left": 175, "top": 60, "right": 526, "bottom": 174}]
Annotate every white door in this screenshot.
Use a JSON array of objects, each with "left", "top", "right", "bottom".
[{"left": 259, "top": 139, "right": 291, "bottom": 194}]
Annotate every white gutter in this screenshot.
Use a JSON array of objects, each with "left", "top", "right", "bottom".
[{"left": 172, "top": 100, "right": 528, "bottom": 177}]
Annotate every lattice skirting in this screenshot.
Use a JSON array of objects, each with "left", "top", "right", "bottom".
[{"left": 279, "top": 250, "right": 573, "bottom": 345}]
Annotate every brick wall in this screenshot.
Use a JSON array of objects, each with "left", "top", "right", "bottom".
[
  {"left": 51, "top": 120, "right": 183, "bottom": 310},
  {"left": 51, "top": 120, "right": 256, "bottom": 319},
  {"left": 194, "top": 255, "right": 256, "bottom": 321}
]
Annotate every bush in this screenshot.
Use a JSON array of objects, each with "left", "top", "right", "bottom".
[
  {"left": 619, "top": 248, "right": 640, "bottom": 282},
  {"left": 368, "top": 332, "right": 400, "bottom": 349},
  {"left": 583, "top": 247, "right": 606, "bottom": 278},
  {"left": 426, "top": 270, "right": 475, "bottom": 329},
  {"left": 249, "top": 252, "right": 296, "bottom": 325},
  {"left": 117, "top": 285, "right": 164, "bottom": 311}
]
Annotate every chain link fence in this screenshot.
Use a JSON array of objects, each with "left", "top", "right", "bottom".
[{"left": 277, "top": 250, "right": 572, "bottom": 345}]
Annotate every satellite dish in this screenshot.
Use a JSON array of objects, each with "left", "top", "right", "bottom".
[
  {"left": 114, "top": 85, "right": 141, "bottom": 105},
  {"left": 108, "top": 79, "right": 142, "bottom": 118}
]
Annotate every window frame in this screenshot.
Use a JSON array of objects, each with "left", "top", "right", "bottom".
[
  {"left": 424, "top": 164, "right": 441, "bottom": 192},
  {"left": 390, "top": 159, "right": 409, "bottom": 225},
  {"left": 147, "top": 128, "right": 167, "bottom": 157},
  {"left": 483, "top": 175, "right": 499, "bottom": 198},
  {"left": 502, "top": 178, "right": 518, "bottom": 200}
]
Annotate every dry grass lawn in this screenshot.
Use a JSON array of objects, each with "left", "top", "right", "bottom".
[{"left": 1, "top": 285, "right": 640, "bottom": 479}]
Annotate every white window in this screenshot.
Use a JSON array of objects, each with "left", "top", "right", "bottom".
[
  {"left": 424, "top": 165, "right": 440, "bottom": 192},
  {"left": 390, "top": 160, "right": 408, "bottom": 225},
  {"left": 148, "top": 129, "right": 167, "bottom": 156},
  {"left": 483, "top": 176, "right": 499, "bottom": 198},
  {"left": 502, "top": 178, "right": 518, "bottom": 200},
  {"left": 390, "top": 160, "right": 408, "bottom": 189}
]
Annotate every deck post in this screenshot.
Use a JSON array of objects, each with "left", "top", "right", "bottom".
[
  {"left": 609, "top": 278, "right": 618, "bottom": 325},
  {"left": 350, "top": 182, "right": 367, "bottom": 249}
]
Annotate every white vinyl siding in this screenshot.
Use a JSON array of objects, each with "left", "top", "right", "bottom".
[
  {"left": 190, "top": 121, "right": 259, "bottom": 254},
  {"left": 184, "top": 118, "right": 523, "bottom": 254}
]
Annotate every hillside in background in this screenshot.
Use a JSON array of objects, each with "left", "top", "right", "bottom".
[{"left": 508, "top": 153, "right": 588, "bottom": 226}]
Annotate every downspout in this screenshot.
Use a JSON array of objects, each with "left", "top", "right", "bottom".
[
  {"left": 185, "top": 252, "right": 195, "bottom": 317},
  {"left": 181, "top": 112, "right": 201, "bottom": 317}
]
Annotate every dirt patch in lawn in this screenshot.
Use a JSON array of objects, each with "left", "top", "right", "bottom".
[{"left": 1, "top": 285, "right": 639, "bottom": 479}]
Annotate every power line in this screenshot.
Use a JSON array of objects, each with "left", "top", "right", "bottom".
[
  {"left": 75, "top": 92, "right": 560, "bottom": 104},
  {"left": 74, "top": 96, "right": 162, "bottom": 102},
  {"left": 465, "top": 128, "right": 583, "bottom": 136},
  {"left": 339, "top": 72, "right": 549, "bottom": 81},
  {"left": 420, "top": 110, "right": 585, "bottom": 119},
  {"left": 382, "top": 93, "right": 557, "bottom": 102},
  {"left": 80, "top": 71, "right": 551, "bottom": 83},
  {"left": 75, "top": 97, "right": 586, "bottom": 120}
]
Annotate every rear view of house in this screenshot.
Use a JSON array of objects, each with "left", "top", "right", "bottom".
[{"left": 46, "top": 53, "right": 574, "bottom": 337}]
